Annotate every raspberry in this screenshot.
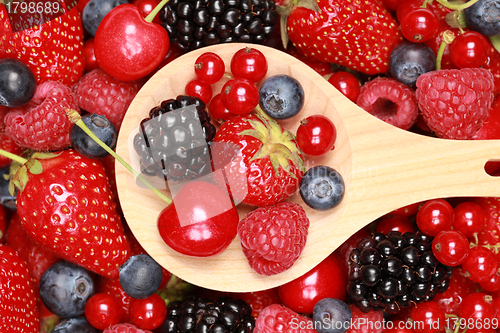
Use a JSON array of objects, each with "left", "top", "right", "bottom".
[
  {"left": 72, "top": 68, "right": 142, "bottom": 130},
  {"left": 254, "top": 304, "right": 316, "bottom": 333},
  {"left": 4, "top": 81, "right": 78, "bottom": 151},
  {"left": 356, "top": 77, "right": 418, "bottom": 130},
  {"left": 238, "top": 201, "right": 310, "bottom": 276},
  {"left": 415, "top": 67, "right": 495, "bottom": 139},
  {"left": 103, "top": 323, "right": 153, "bottom": 333}
]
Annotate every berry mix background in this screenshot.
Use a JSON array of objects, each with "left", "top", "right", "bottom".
[{"left": 1, "top": 0, "right": 500, "bottom": 331}]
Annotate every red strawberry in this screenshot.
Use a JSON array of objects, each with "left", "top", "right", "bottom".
[
  {"left": 280, "top": 0, "right": 402, "bottom": 75},
  {"left": 0, "top": 1, "right": 84, "bottom": 86},
  {"left": 213, "top": 111, "right": 304, "bottom": 207},
  {"left": 0, "top": 204, "right": 6, "bottom": 243},
  {"left": 0, "top": 244, "right": 40, "bottom": 333},
  {"left": 4, "top": 81, "right": 79, "bottom": 151},
  {"left": 11, "top": 149, "right": 131, "bottom": 278},
  {"left": 238, "top": 201, "right": 310, "bottom": 275},
  {"left": 254, "top": 303, "right": 316, "bottom": 333},
  {"left": 415, "top": 68, "right": 495, "bottom": 139}
]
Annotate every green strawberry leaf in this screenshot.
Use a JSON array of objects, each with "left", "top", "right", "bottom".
[{"left": 26, "top": 159, "right": 43, "bottom": 175}]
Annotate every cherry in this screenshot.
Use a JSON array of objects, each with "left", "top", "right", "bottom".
[
  {"left": 390, "top": 202, "right": 421, "bottom": 217},
  {"left": 334, "top": 227, "right": 371, "bottom": 274},
  {"left": 410, "top": 300, "right": 445, "bottom": 333},
  {"left": 83, "top": 38, "right": 99, "bottom": 73},
  {"left": 452, "top": 201, "right": 486, "bottom": 238},
  {"left": 132, "top": 0, "right": 162, "bottom": 25},
  {"left": 129, "top": 293, "right": 167, "bottom": 330},
  {"left": 296, "top": 115, "right": 337, "bottom": 156},
  {"left": 208, "top": 93, "right": 236, "bottom": 123},
  {"left": 221, "top": 78, "right": 259, "bottom": 115},
  {"left": 277, "top": 253, "right": 347, "bottom": 314},
  {"left": 400, "top": 8, "right": 439, "bottom": 43},
  {"left": 157, "top": 180, "right": 239, "bottom": 257},
  {"left": 185, "top": 79, "right": 213, "bottom": 105},
  {"left": 450, "top": 31, "right": 490, "bottom": 69},
  {"left": 432, "top": 230, "right": 470, "bottom": 266},
  {"left": 416, "top": 199, "right": 454, "bottom": 236},
  {"left": 459, "top": 293, "right": 496, "bottom": 333},
  {"left": 230, "top": 47, "right": 268, "bottom": 83},
  {"left": 327, "top": 71, "right": 361, "bottom": 103},
  {"left": 195, "top": 52, "right": 226, "bottom": 85},
  {"left": 375, "top": 215, "right": 415, "bottom": 234},
  {"left": 462, "top": 246, "right": 498, "bottom": 283},
  {"left": 84, "top": 292, "right": 123, "bottom": 330}
]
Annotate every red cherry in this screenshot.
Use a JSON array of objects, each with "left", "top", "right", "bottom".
[
  {"left": 327, "top": 71, "right": 361, "bottom": 103},
  {"left": 296, "top": 115, "right": 337, "bottom": 156},
  {"left": 129, "top": 294, "right": 167, "bottom": 330},
  {"left": 334, "top": 227, "right": 371, "bottom": 274},
  {"left": 157, "top": 180, "right": 239, "bottom": 257},
  {"left": 450, "top": 31, "right": 490, "bottom": 69},
  {"left": 375, "top": 215, "right": 415, "bottom": 234},
  {"left": 221, "top": 78, "right": 259, "bottom": 115},
  {"left": 195, "top": 52, "right": 226, "bottom": 85},
  {"left": 432, "top": 230, "right": 470, "bottom": 266},
  {"left": 84, "top": 292, "right": 123, "bottom": 330},
  {"left": 400, "top": 8, "right": 439, "bottom": 43},
  {"left": 462, "top": 246, "right": 498, "bottom": 283},
  {"left": 416, "top": 199, "right": 454, "bottom": 236},
  {"left": 277, "top": 253, "right": 347, "bottom": 314},
  {"left": 185, "top": 79, "right": 213, "bottom": 105},
  {"left": 208, "top": 93, "right": 236, "bottom": 123},
  {"left": 230, "top": 47, "right": 268, "bottom": 83},
  {"left": 132, "top": 0, "right": 162, "bottom": 25},
  {"left": 83, "top": 38, "right": 99, "bottom": 73},
  {"left": 452, "top": 201, "right": 486, "bottom": 238},
  {"left": 390, "top": 202, "right": 421, "bottom": 217},
  {"left": 459, "top": 293, "right": 496, "bottom": 333},
  {"left": 94, "top": 3, "right": 170, "bottom": 81},
  {"left": 411, "top": 301, "right": 445, "bottom": 333}
]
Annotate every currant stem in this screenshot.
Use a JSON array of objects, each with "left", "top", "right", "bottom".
[
  {"left": 436, "top": 30, "right": 455, "bottom": 70},
  {"left": 65, "top": 109, "right": 172, "bottom": 205},
  {"left": 0, "top": 149, "right": 28, "bottom": 165},
  {"left": 434, "top": 0, "right": 479, "bottom": 10},
  {"left": 145, "top": 0, "right": 170, "bottom": 23}
]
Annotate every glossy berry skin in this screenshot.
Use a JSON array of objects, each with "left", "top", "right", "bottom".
[
  {"left": 400, "top": 8, "right": 439, "bottom": 43},
  {"left": 119, "top": 254, "right": 163, "bottom": 299},
  {"left": 459, "top": 293, "right": 496, "bottom": 333},
  {"left": 221, "top": 78, "right": 259, "bottom": 115},
  {"left": 70, "top": 114, "right": 118, "bottom": 159},
  {"left": 327, "top": 71, "right": 360, "bottom": 102},
  {"left": 300, "top": 166, "right": 345, "bottom": 210},
  {"left": 389, "top": 41, "right": 436, "bottom": 87},
  {"left": 230, "top": 47, "right": 268, "bottom": 83},
  {"left": 450, "top": 31, "right": 490, "bottom": 68},
  {"left": 452, "top": 201, "right": 486, "bottom": 237},
  {"left": 208, "top": 93, "right": 236, "bottom": 122},
  {"left": 195, "top": 52, "right": 225, "bottom": 84},
  {"left": 410, "top": 301, "right": 445, "bottom": 333},
  {"left": 312, "top": 298, "right": 351, "bottom": 333},
  {"left": 375, "top": 215, "right": 415, "bottom": 234},
  {"left": 129, "top": 294, "right": 167, "bottom": 330},
  {"left": 465, "top": 0, "right": 500, "bottom": 36},
  {"left": 133, "top": 0, "right": 162, "bottom": 24},
  {"left": 432, "top": 230, "right": 470, "bottom": 266},
  {"left": 259, "top": 75, "right": 305, "bottom": 119},
  {"left": 416, "top": 199, "right": 454, "bottom": 236},
  {"left": 52, "top": 317, "right": 98, "bottom": 333},
  {"left": 83, "top": 39, "right": 100, "bottom": 72},
  {"left": 0, "top": 58, "right": 37, "bottom": 108},
  {"left": 462, "top": 246, "right": 498, "bottom": 283},
  {"left": 278, "top": 254, "right": 347, "bottom": 314},
  {"left": 82, "top": 0, "right": 128, "bottom": 36},
  {"left": 184, "top": 79, "right": 213, "bottom": 105},
  {"left": 296, "top": 115, "right": 337, "bottom": 156},
  {"left": 84, "top": 293, "right": 123, "bottom": 330}
]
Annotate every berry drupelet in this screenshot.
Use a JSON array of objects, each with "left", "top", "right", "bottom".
[{"left": 347, "top": 230, "right": 452, "bottom": 314}]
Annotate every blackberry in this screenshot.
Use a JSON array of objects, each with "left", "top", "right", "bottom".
[
  {"left": 159, "top": 0, "right": 279, "bottom": 52},
  {"left": 133, "top": 95, "right": 217, "bottom": 184},
  {"left": 347, "top": 230, "right": 451, "bottom": 314},
  {"left": 156, "top": 296, "right": 255, "bottom": 333}
]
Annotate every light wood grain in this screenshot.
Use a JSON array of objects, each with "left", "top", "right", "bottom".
[{"left": 115, "top": 43, "right": 500, "bottom": 292}]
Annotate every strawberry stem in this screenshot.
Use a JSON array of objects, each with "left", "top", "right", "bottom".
[
  {"left": 0, "top": 149, "right": 28, "bottom": 165},
  {"left": 145, "top": 0, "right": 170, "bottom": 23},
  {"left": 65, "top": 109, "right": 172, "bottom": 205}
]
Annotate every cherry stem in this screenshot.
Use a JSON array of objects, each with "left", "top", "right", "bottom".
[
  {"left": 0, "top": 148, "right": 28, "bottom": 165},
  {"left": 421, "top": 0, "right": 430, "bottom": 8},
  {"left": 65, "top": 109, "right": 172, "bottom": 205},
  {"left": 436, "top": 30, "right": 455, "bottom": 70},
  {"left": 434, "top": 0, "right": 480, "bottom": 10},
  {"left": 145, "top": 0, "right": 170, "bottom": 23}
]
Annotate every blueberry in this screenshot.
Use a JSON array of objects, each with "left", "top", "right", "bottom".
[
  {"left": 119, "top": 254, "right": 163, "bottom": 299},
  {"left": 82, "top": 0, "right": 128, "bottom": 36},
  {"left": 389, "top": 41, "right": 435, "bottom": 87},
  {"left": 52, "top": 317, "right": 99, "bottom": 333},
  {"left": 0, "top": 166, "right": 16, "bottom": 210},
  {"left": 0, "top": 58, "right": 37, "bottom": 108},
  {"left": 70, "top": 113, "right": 117, "bottom": 159},
  {"left": 39, "top": 261, "right": 95, "bottom": 318},
  {"left": 313, "top": 298, "right": 352, "bottom": 333},
  {"left": 299, "top": 166, "right": 345, "bottom": 210},
  {"left": 259, "top": 74, "right": 304, "bottom": 119},
  {"left": 465, "top": 0, "right": 500, "bottom": 36}
]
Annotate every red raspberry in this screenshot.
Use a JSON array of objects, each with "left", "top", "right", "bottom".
[
  {"left": 4, "top": 81, "right": 78, "bottom": 151},
  {"left": 238, "top": 202, "right": 310, "bottom": 276},
  {"left": 415, "top": 68, "right": 495, "bottom": 139},
  {"left": 254, "top": 304, "right": 316, "bottom": 333},
  {"left": 103, "top": 323, "right": 152, "bottom": 333},
  {"left": 72, "top": 68, "right": 143, "bottom": 130},
  {"left": 356, "top": 77, "right": 418, "bottom": 130}
]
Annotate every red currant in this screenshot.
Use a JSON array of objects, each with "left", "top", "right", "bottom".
[
  {"left": 375, "top": 215, "right": 415, "bottom": 234},
  {"left": 84, "top": 292, "right": 123, "bottom": 330},
  {"left": 462, "top": 246, "right": 498, "bottom": 283},
  {"left": 208, "top": 93, "right": 236, "bottom": 123},
  {"left": 410, "top": 301, "right": 445, "bottom": 333},
  {"left": 434, "top": 267, "right": 476, "bottom": 316},
  {"left": 432, "top": 230, "right": 470, "bottom": 266},
  {"left": 459, "top": 293, "right": 496, "bottom": 333},
  {"left": 194, "top": 52, "right": 225, "bottom": 85},
  {"left": 396, "top": 2, "right": 420, "bottom": 22},
  {"left": 416, "top": 199, "right": 454, "bottom": 236},
  {"left": 450, "top": 31, "right": 490, "bottom": 69},
  {"left": 296, "top": 115, "right": 337, "bottom": 156},
  {"left": 327, "top": 71, "right": 361, "bottom": 103},
  {"left": 185, "top": 79, "right": 213, "bottom": 105},
  {"left": 230, "top": 47, "right": 268, "bottom": 82},
  {"left": 129, "top": 294, "right": 167, "bottom": 331},
  {"left": 400, "top": 8, "right": 439, "bottom": 43},
  {"left": 480, "top": 270, "right": 500, "bottom": 292},
  {"left": 221, "top": 78, "right": 259, "bottom": 115},
  {"left": 83, "top": 39, "right": 99, "bottom": 73},
  {"left": 453, "top": 201, "right": 486, "bottom": 238}
]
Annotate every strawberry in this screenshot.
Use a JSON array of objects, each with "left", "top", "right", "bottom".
[
  {"left": 212, "top": 110, "right": 304, "bottom": 207},
  {"left": 0, "top": 0, "right": 84, "bottom": 86},
  {"left": 279, "top": 0, "right": 402, "bottom": 75},
  {"left": 0, "top": 204, "right": 6, "bottom": 243},
  {"left": 0, "top": 244, "right": 40, "bottom": 333},
  {"left": 10, "top": 149, "right": 131, "bottom": 278}
]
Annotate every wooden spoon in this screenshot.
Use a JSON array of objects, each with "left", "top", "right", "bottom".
[{"left": 115, "top": 43, "right": 500, "bottom": 292}]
